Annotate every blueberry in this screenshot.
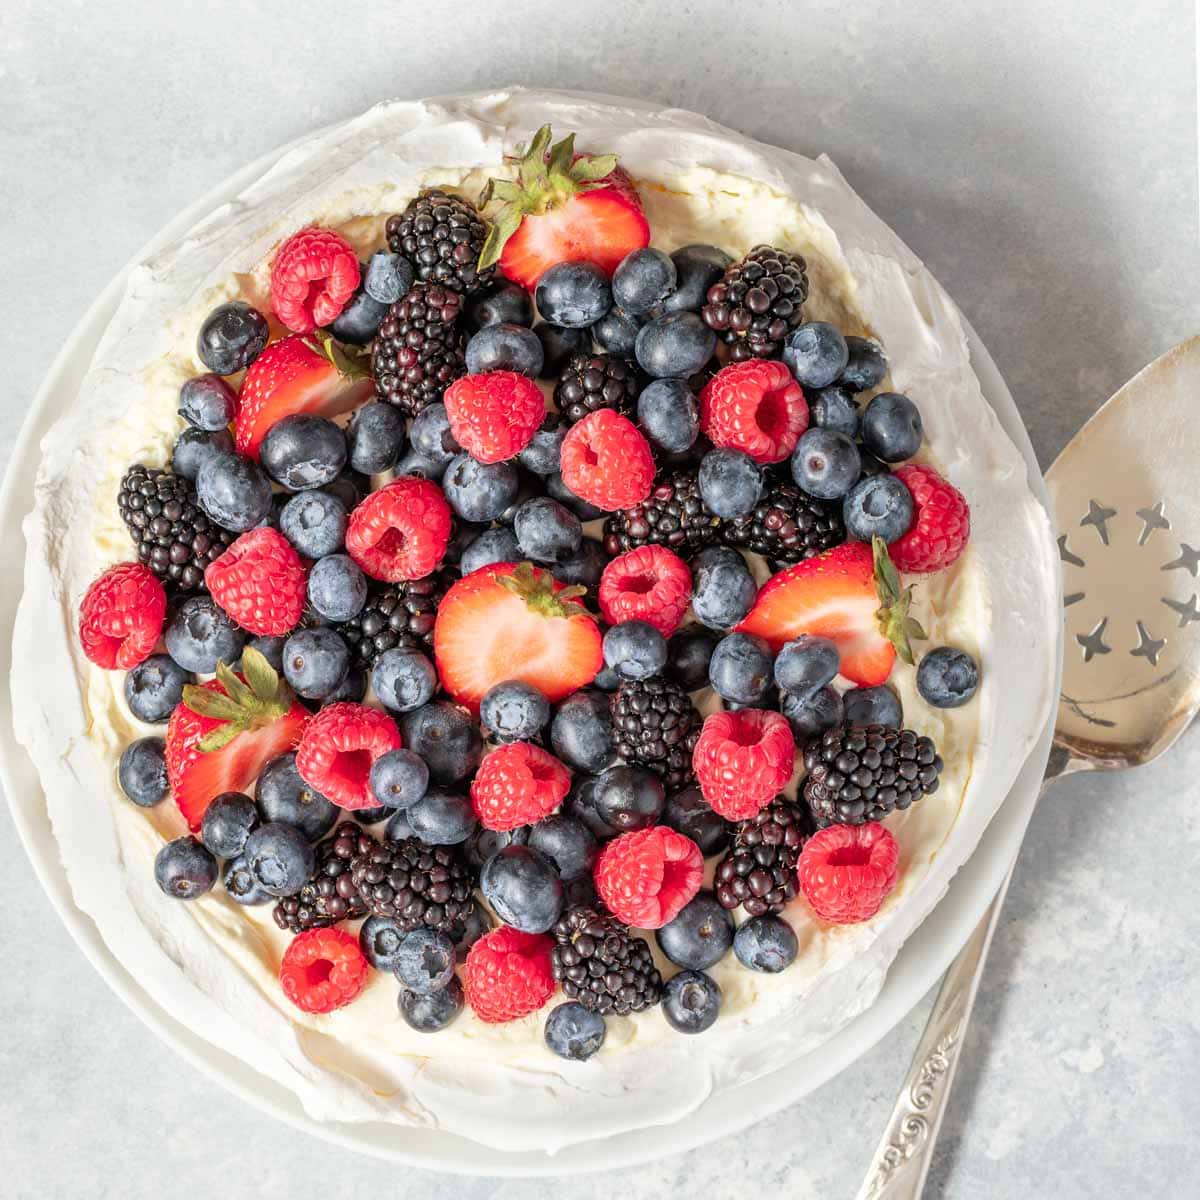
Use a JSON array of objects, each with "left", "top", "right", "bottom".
[
  {"left": 363, "top": 250, "right": 414, "bottom": 304},
  {"left": 358, "top": 914, "right": 408, "bottom": 971},
  {"left": 545, "top": 471, "right": 605, "bottom": 522},
  {"left": 280, "top": 490, "right": 347, "bottom": 558},
  {"left": 243, "top": 821, "right": 315, "bottom": 897},
  {"left": 468, "top": 281, "right": 534, "bottom": 330},
  {"left": 782, "top": 322, "right": 850, "bottom": 389},
  {"left": 551, "top": 538, "right": 607, "bottom": 590},
  {"left": 172, "top": 426, "right": 234, "bottom": 482},
  {"left": 200, "top": 792, "right": 258, "bottom": 859},
  {"left": 195, "top": 451, "right": 272, "bottom": 531},
  {"left": 196, "top": 301, "right": 269, "bottom": 375},
  {"left": 513, "top": 496, "right": 582, "bottom": 563},
  {"left": 165, "top": 596, "right": 245, "bottom": 673},
  {"left": 497, "top": 469, "right": 543, "bottom": 526},
  {"left": 843, "top": 474, "right": 914, "bottom": 544},
  {"left": 352, "top": 804, "right": 392, "bottom": 826},
  {"left": 663, "top": 244, "right": 732, "bottom": 315},
  {"left": 791, "top": 428, "right": 862, "bottom": 500},
  {"left": 179, "top": 374, "right": 237, "bottom": 431},
  {"left": 861, "top": 392, "right": 923, "bottom": 463},
  {"left": 347, "top": 403, "right": 407, "bottom": 475},
  {"left": 734, "top": 915, "right": 798, "bottom": 972},
  {"left": 662, "top": 969, "right": 721, "bottom": 1034},
  {"left": 465, "top": 323, "right": 544, "bottom": 377},
  {"left": 594, "top": 765, "right": 666, "bottom": 832},
  {"left": 666, "top": 629, "right": 720, "bottom": 692},
  {"left": 322, "top": 666, "right": 367, "bottom": 706},
  {"left": 480, "top": 845, "right": 564, "bottom": 933},
  {"left": 255, "top": 752, "right": 338, "bottom": 841},
  {"left": 442, "top": 453, "right": 519, "bottom": 523},
  {"left": 409, "top": 402, "right": 462, "bottom": 468},
  {"left": 691, "top": 546, "right": 757, "bottom": 631},
  {"left": 282, "top": 627, "right": 351, "bottom": 700},
  {"left": 307, "top": 554, "right": 367, "bottom": 623},
  {"left": 613, "top": 247, "right": 677, "bottom": 315},
  {"left": 372, "top": 646, "right": 438, "bottom": 714},
  {"left": 222, "top": 855, "right": 272, "bottom": 905},
  {"left": 527, "top": 814, "right": 598, "bottom": 881},
  {"left": 384, "top": 809, "right": 415, "bottom": 842},
  {"left": 656, "top": 892, "right": 734, "bottom": 970},
  {"left": 544, "top": 1002, "right": 606, "bottom": 1061},
  {"left": 463, "top": 825, "right": 529, "bottom": 872},
  {"left": 533, "top": 322, "right": 590, "bottom": 378},
  {"left": 779, "top": 684, "right": 844, "bottom": 740},
  {"left": 459, "top": 527, "right": 521, "bottom": 575},
  {"left": 563, "top": 775, "right": 619, "bottom": 841},
  {"left": 399, "top": 976, "right": 464, "bottom": 1032},
  {"left": 118, "top": 737, "right": 168, "bottom": 807},
  {"left": 400, "top": 701, "right": 483, "bottom": 783},
  {"left": 917, "top": 647, "right": 979, "bottom": 708},
  {"left": 394, "top": 928, "right": 457, "bottom": 994},
  {"left": 260, "top": 415, "right": 348, "bottom": 491},
  {"left": 246, "top": 635, "right": 286, "bottom": 674},
  {"left": 323, "top": 472, "right": 370, "bottom": 511},
  {"left": 774, "top": 634, "right": 840, "bottom": 700},
  {"left": 591, "top": 665, "right": 621, "bottom": 692},
  {"left": 592, "top": 307, "right": 645, "bottom": 356},
  {"left": 840, "top": 336, "right": 888, "bottom": 392},
  {"left": 699, "top": 448, "right": 763, "bottom": 518},
  {"left": 518, "top": 415, "right": 567, "bottom": 476},
  {"left": 534, "top": 261, "right": 612, "bottom": 328},
  {"left": 327, "top": 285, "right": 388, "bottom": 345},
  {"left": 843, "top": 684, "right": 903, "bottom": 727},
  {"left": 452, "top": 899, "right": 494, "bottom": 960},
  {"left": 551, "top": 690, "right": 616, "bottom": 773},
  {"left": 368, "top": 748, "right": 430, "bottom": 812},
  {"left": 808, "top": 385, "right": 860, "bottom": 437},
  {"left": 637, "top": 379, "right": 699, "bottom": 454},
  {"left": 480, "top": 680, "right": 550, "bottom": 743},
  {"left": 155, "top": 836, "right": 218, "bottom": 900},
  {"left": 635, "top": 312, "right": 716, "bottom": 379},
  {"left": 708, "top": 632, "right": 774, "bottom": 705},
  {"left": 663, "top": 787, "right": 730, "bottom": 856},
  {"left": 124, "top": 654, "right": 189, "bottom": 723},
  {"left": 603, "top": 620, "right": 668, "bottom": 681}
]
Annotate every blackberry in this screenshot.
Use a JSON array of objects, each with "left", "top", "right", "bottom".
[
  {"left": 723, "top": 481, "right": 844, "bottom": 565},
  {"left": 385, "top": 189, "right": 493, "bottom": 294},
  {"left": 118, "top": 464, "right": 234, "bottom": 592},
  {"left": 372, "top": 282, "right": 468, "bottom": 416},
  {"left": 610, "top": 677, "right": 700, "bottom": 791},
  {"left": 802, "top": 724, "right": 943, "bottom": 827},
  {"left": 550, "top": 906, "right": 663, "bottom": 1015},
  {"left": 602, "top": 469, "right": 721, "bottom": 560},
  {"left": 272, "top": 823, "right": 370, "bottom": 934},
  {"left": 714, "top": 796, "right": 815, "bottom": 916},
  {"left": 348, "top": 834, "right": 474, "bottom": 935},
  {"left": 701, "top": 245, "right": 809, "bottom": 361},
  {"left": 553, "top": 353, "right": 644, "bottom": 425},
  {"left": 335, "top": 572, "right": 452, "bottom": 670}
]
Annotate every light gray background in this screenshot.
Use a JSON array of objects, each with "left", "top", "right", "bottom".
[{"left": 2, "top": 2, "right": 1197, "bottom": 1196}]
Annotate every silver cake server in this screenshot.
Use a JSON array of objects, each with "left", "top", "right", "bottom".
[{"left": 857, "top": 335, "right": 1200, "bottom": 1199}]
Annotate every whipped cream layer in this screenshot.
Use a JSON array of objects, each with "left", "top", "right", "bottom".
[{"left": 12, "top": 90, "right": 1059, "bottom": 1154}]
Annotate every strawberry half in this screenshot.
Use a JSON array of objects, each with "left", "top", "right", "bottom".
[
  {"left": 165, "top": 648, "right": 310, "bottom": 831},
  {"left": 735, "top": 539, "right": 925, "bottom": 686},
  {"left": 433, "top": 562, "right": 603, "bottom": 711},
  {"left": 235, "top": 332, "right": 373, "bottom": 459},
  {"left": 477, "top": 125, "right": 650, "bottom": 291}
]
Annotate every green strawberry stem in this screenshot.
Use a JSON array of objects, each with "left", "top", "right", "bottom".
[
  {"left": 872, "top": 536, "right": 927, "bottom": 665},
  {"left": 495, "top": 561, "right": 589, "bottom": 619},
  {"left": 181, "top": 647, "right": 292, "bottom": 754}
]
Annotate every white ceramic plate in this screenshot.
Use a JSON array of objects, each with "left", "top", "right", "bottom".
[{"left": 0, "top": 127, "right": 1061, "bottom": 1176}]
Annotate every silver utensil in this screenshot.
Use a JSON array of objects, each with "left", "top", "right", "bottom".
[{"left": 857, "top": 335, "right": 1200, "bottom": 1199}]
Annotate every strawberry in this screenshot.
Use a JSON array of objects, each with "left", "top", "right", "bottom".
[
  {"left": 433, "top": 562, "right": 603, "bottom": 711},
  {"left": 165, "top": 648, "right": 309, "bottom": 831},
  {"left": 235, "top": 332, "right": 373, "bottom": 460},
  {"left": 735, "top": 538, "right": 926, "bottom": 686},
  {"left": 477, "top": 125, "right": 650, "bottom": 291}
]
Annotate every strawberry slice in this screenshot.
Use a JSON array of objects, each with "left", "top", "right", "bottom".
[
  {"left": 235, "top": 332, "right": 373, "bottom": 459},
  {"left": 478, "top": 125, "right": 650, "bottom": 291},
  {"left": 736, "top": 539, "right": 925, "bottom": 686},
  {"left": 434, "top": 562, "right": 603, "bottom": 711},
  {"left": 165, "top": 649, "right": 309, "bottom": 831}
]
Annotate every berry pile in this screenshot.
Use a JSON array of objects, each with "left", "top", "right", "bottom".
[{"left": 80, "top": 121, "right": 979, "bottom": 1059}]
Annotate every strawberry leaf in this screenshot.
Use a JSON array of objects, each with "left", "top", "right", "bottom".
[
  {"left": 872, "top": 536, "right": 927, "bottom": 665},
  {"left": 215, "top": 660, "right": 255, "bottom": 708},
  {"left": 181, "top": 686, "right": 245, "bottom": 722},
  {"left": 546, "top": 131, "right": 576, "bottom": 179},
  {"left": 197, "top": 722, "right": 245, "bottom": 754},
  {"left": 568, "top": 153, "right": 618, "bottom": 184},
  {"left": 309, "top": 330, "right": 371, "bottom": 381},
  {"left": 241, "top": 645, "right": 279, "bottom": 703}
]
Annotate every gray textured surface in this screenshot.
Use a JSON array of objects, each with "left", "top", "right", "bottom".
[{"left": 1, "top": 2, "right": 1197, "bottom": 1197}]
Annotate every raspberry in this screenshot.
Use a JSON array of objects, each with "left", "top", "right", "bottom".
[
  {"left": 345, "top": 476, "right": 452, "bottom": 582},
  {"left": 269, "top": 226, "right": 361, "bottom": 334},
  {"left": 798, "top": 821, "right": 899, "bottom": 924},
  {"left": 470, "top": 742, "right": 572, "bottom": 832},
  {"left": 443, "top": 371, "right": 545, "bottom": 465},
  {"left": 463, "top": 926, "right": 555, "bottom": 1023},
  {"left": 692, "top": 709, "right": 795, "bottom": 821},
  {"left": 889, "top": 464, "right": 970, "bottom": 574},
  {"left": 593, "top": 826, "right": 704, "bottom": 929},
  {"left": 598, "top": 544, "right": 692, "bottom": 637},
  {"left": 699, "top": 359, "right": 809, "bottom": 463},
  {"left": 559, "top": 409, "right": 655, "bottom": 512},
  {"left": 279, "top": 927, "right": 370, "bottom": 1013},
  {"left": 295, "top": 702, "right": 403, "bottom": 810},
  {"left": 78, "top": 562, "right": 167, "bottom": 670},
  {"left": 204, "top": 528, "right": 307, "bottom": 636}
]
